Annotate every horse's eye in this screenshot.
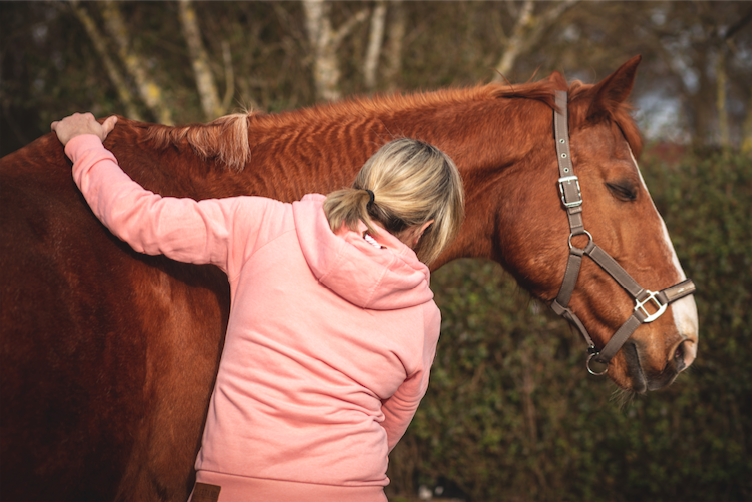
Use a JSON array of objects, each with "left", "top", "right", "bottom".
[{"left": 607, "top": 181, "right": 637, "bottom": 202}]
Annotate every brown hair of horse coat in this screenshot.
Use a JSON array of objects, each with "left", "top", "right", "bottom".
[{"left": 0, "top": 55, "right": 696, "bottom": 502}]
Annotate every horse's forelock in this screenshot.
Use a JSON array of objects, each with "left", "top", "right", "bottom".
[{"left": 147, "top": 113, "right": 252, "bottom": 172}]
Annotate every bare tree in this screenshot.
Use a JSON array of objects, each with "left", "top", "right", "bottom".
[
  {"left": 382, "top": 0, "right": 405, "bottom": 92},
  {"left": 744, "top": 93, "right": 752, "bottom": 153},
  {"left": 178, "top": 0, "right": 222, "bottom": 120},
  {"left": 302, "top": 0, "right": 369, "bottom": 101},
  {"left": 177, "top": 0, "right": 236, "bottom": 120},
  {"left": 492, "top": 0, "right": 580, "bottom": 80},
  {"left": 718, "top": 7, "right": 752, "bottom": 148},
  {"left": 363, "top": 1, "right": 387, "bottom": 92},
  {"left": 68, "top": 1, "right": 142, "bottom": 121},
  {"left": 99, "top": 1, "right": 173, "bottom": 124},
  {"left": 645, "top": 2, "right": 752, "bottom": 147}
]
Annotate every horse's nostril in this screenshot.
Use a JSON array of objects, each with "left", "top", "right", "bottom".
[
  {"left": 674, "top": 343, "right": 686, "bottom": 372},
  {"left": 673, "top": 339, "right": 698, "bottom": 372}
]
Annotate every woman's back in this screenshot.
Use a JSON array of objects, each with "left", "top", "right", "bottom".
[
  {"left": 51, "top": 119, "right": 463, "bottom": 502},
  {"left": 195, "top": 194, "right": 440, "bottom": 493}
]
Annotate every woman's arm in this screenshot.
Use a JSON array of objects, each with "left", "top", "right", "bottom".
[
  {"left": 53, "top": 113, "right": 271, "bottom": 277},
  {"left": 380, "top": 304, "right": 441, "bottom": 452}
]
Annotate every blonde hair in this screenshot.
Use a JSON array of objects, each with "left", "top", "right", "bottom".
[{"left": 324, "top": 138, "right": 464, "bottom": 265}]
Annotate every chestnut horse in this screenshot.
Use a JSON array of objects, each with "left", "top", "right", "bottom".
[{"left": 0, "top": 56, "right": 698, "bottom": 501}]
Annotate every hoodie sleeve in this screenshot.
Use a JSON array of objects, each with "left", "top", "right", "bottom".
[
  {"left": 380, "top": 302, "right": 441, "bottom": 452},
  {"left": 65, "top": 134, "right": 272, "bottom": 278}
]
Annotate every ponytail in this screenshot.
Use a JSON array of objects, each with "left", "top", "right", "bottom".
[
  {"left": 324, "top": 138, "right": 464, "bottom": 265},
  {"left": 323, "top": 188, "right": 380, "bottom": 237}
]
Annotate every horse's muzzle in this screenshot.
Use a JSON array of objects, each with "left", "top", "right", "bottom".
[{"left": 624, "top": 338, "right": 692, "bottom": 393}]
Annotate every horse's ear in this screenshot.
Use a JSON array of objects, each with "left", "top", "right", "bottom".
[
  {"left": 546, "top": 70, "right": 568, "bottom": 89},
  {"left": 586, "top": 55, "right": 642, "bottom": 121}
]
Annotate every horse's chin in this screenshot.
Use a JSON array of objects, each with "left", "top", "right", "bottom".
[{"left": 619, "top": 341, "right": 682, "bottom": 393}]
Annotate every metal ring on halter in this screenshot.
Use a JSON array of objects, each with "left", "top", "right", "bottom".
[
  {"left": 586, "top": 351, "right": 608, "bottom": 376},
  {"left": 568, "top": 230, "right": 593, "bottom": 251}
]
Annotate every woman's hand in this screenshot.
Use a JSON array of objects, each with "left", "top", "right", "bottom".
[{"left": 51, "top": 112, "right": 118, "bottom": 146}]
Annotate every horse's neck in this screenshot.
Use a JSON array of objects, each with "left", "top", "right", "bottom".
[
  {"left": 247, "top": 98, "right": 550, "bottom": 267},
  {"left": 244, "top": 97, "right": 545, "bottom": 198},
  {"left": 131, "top": 96, "right": 552, "bottom": 267}
]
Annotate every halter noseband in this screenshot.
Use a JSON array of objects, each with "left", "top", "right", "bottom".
[{"left": 549, "top": 90, "right": 696, "bottom": 376}]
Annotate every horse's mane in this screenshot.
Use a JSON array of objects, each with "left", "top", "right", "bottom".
[
  {"left": 146, "top": 77, "right": 640, "bottom": 171},
  {"left": 146, "top": 112, "right": 253, "bottom": 173}
]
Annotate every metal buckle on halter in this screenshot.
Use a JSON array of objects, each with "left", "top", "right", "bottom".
[
  {"left": 635, "top": 290, "right": 668, "bottom": 323},
  {"left": 558, "top": 176, "right": 582, "bottom": 208}
]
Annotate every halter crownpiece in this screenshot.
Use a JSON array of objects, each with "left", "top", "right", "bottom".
[{"left": 549, "top": 90, "right": 696, "bottom": 376}]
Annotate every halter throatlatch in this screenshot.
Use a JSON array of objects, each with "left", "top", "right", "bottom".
[{"left": 549, "top": 90, "right": 696, "bottom": 376}]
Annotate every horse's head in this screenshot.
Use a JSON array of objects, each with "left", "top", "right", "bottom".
[{"left": 489, "top": 56, "right": 698, "bottom": 393}]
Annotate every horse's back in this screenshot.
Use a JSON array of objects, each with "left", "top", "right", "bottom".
[{"left": 0, "top": 130, "right": 228, "bottom": 501}]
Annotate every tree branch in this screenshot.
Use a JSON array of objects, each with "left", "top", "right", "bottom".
[
  {"left": 100, "top": 0, "right": 173, "bottom": 124},
  {"left": 331, "top": 7, "right": 370, "bottom": 49},
  {"left": 493, "top": 0, "right": 534, "bottom": 79},
  {"left": 724, "top": 6, "right": 752, "bottom": 40},
  {"left": 520, "top": 0, "right": 580, "bottom": 55},
  {"left": 68, "top": 0, "right": 142, "bottom": 120},
  {"left": 493, "top": 0, "right": 581, "bottom": 81}
]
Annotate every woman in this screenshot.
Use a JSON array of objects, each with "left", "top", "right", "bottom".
[{"left": 51, "top": 112, "right": 464, "bottom": 502}]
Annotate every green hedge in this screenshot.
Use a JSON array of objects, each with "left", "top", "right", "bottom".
[{"left": 386, "top": 149, "right": 752, "bottom": 501}]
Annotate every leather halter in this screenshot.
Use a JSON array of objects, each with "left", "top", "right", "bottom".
[{"left": 549, "top": 90, "right": 696, "bottom": 375}]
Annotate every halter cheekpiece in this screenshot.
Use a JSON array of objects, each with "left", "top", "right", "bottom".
[{"left": 549, "top": 90, "right": 696, "bottom": 376}]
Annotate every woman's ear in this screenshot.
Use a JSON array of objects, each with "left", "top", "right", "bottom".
[
  {"left": 414, "top": 220, "right": 434, "bottom": 246},
  {"left": 396, "top": 220, "right": 434, "bottom": 249}
]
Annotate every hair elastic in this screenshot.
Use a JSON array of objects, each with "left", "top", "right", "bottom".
[{"left": 365, "top": 189, "right": 375, "bottom": 205}]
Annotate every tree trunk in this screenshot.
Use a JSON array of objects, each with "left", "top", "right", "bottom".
[
  {"left": 689, "top": 46, "right": 717, "bottom": 146},
  {"left": 100, "top": 1, "right": 173, "bottom": 124},
  {"left": 178, "top": 0, "right": 223, "bottom": 120},
  {"left": 494, "top": 0, "right": 534, "bottom": 79},
  {"left": 302, "top": 0, "right": 341, "bottom": 102},
  {"left": 364, "top": 1, "right": 387, "bottom": 91},
  {"left": 742, "top": 93, "right": 752, "bottom": 153},
  {"left": 383, "top": 0, "right": 405, "bottom": 92},
  {"left": 69, "top": 1, "right": 143, "bottom": 121},
  {"left": 302, "top": 0, "right": 368, "bottom": 102},
  {"left": 716, "top": 49, "right": 730, "bottom": 147},
  {"left": 220, "top": 41, "right": 235, "bottom": 113}
]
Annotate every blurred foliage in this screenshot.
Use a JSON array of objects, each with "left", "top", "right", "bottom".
[
  {"left": 387, "top": 148, "right": 752, "bottom": 502},
  {"left": 2, "top": 1, "right": 751, "bottom": 155}
]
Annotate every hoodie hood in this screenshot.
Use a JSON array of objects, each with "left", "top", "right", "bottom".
[{"left": 292, "top": 194, "right": 433, "bottom": 310}]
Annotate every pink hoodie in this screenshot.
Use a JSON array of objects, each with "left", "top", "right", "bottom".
[{"left": 66, "top": 135, "right": 441, "bottom": 502}]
